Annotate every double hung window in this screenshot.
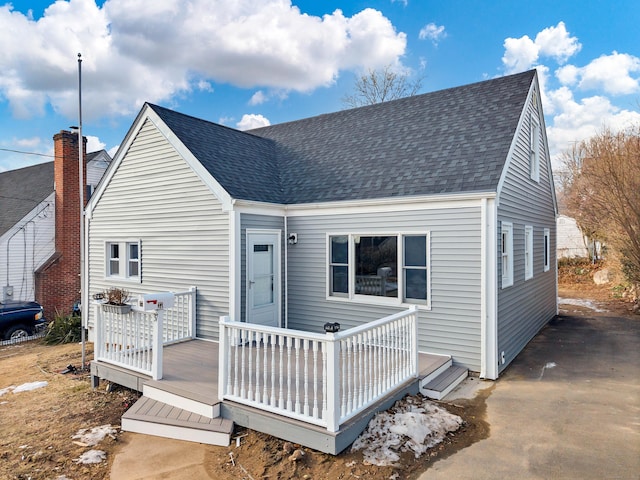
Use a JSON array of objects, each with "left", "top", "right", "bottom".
[
  {"left": 106, "top": 240, "right": 141, "bottom": 281},
  {"left": 524, "top": 225, "right": 534, "bottom": 280},
  {"left": 501, "top": 222, "right": 513, "bottom": 288}
]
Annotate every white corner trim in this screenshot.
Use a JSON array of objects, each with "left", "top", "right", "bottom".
[{"left": 481, "top": 198, "right": 498, "bottom": 379}]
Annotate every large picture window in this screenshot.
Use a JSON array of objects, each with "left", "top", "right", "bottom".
[{"left": 328, "top": 233, "right": 430, "bottom": 306}]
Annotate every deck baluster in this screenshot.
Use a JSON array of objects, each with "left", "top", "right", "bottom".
[
  {"left": 312, "top": 341, "right": 319, "bottom": 419},
  {"left": 303, "top": 338, "right": 309, "bottom": 416},
  {"left": 278, "top": 334, "right": 285, "bottom": 409}
]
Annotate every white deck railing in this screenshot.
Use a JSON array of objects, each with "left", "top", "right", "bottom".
[
  {"left": 94, "top": 287, "right": 196, "bottom": 380},
  {"left": 218, "top": 306, "right": 419, "bottom": 432}
]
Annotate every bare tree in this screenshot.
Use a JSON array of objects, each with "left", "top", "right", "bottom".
[
  {"left": 342, "top": 65, "right": 423, "bottom": 108},
  {"left": 560, "top": 125, "right": 640, "bottom": 292}
]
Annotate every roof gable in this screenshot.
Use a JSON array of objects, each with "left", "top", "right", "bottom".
[
  {"left": 148, "top": 105, "right": 282, "bottom": 203},
  {"left": 0, "top": 162, "right": 54, "bottom": 237},
  {"left": 141, "top": 70, "right": 536, "bottom": 205}
]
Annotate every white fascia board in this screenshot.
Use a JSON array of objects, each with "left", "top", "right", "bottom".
[
  {"left": 283, "top": 191, "right": 496, "bottom": 217},
  {"left": 495, "top": 74, "right": 535, "bottom": 207},
  {"left": 85, "top": 105, "right": 149, "bottom": 218}
]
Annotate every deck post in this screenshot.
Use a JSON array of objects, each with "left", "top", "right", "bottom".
[
  {"left": 152, "top": 310, "right": 164, "bottom": 380},
  {"left": 218, "top": 316, "right": 230, "bottom": 402},
  {"left": 189, "top": 286, "right": 197, "bottom": 339},
  {"left": 94, "top": 302, "right": 103, "bottom": 362},
  {"left": 411, "top": 305, "right": 419, "bottom": 377},
  {"left": 325, "top": 332, "right": 340, "bottom": 432}
]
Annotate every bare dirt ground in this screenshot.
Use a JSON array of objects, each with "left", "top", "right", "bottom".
[{"left": 1, "top": 275, "right": 636, "bottom": 480}]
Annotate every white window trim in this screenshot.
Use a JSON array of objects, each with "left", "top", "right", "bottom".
[
  {"left": 530, "top": 113, "right": 540, "bottom": 182},
  {"left": 105, "top": 239, "right": 142, "bottom": 283},
  {"left": 543, "top": 228, "right": 551, "bottom": 272},
  {"left": 326, "top": 232, "right": 431, "bottom": 309},
  {"left": 501, "top": 222, "right": 513, "bottom": 288},
  {"left": 524, "top": 225, "right": 534, "bottom": 280}
]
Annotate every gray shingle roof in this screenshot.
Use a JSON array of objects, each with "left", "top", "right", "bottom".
[
  {"left": 149, "top": 105, "right": 282, "bottom": 203},
  {"left": 0, "top": 162, "right": 54, "bottom": 237},
  {"left": 150, "top": 70, "right": 535, "bottom": 204}
]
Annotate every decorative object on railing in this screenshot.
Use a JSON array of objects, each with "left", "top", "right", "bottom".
[
  {"left": 323, "top": 322, "right": 340, "bottom": 333},
  {"left": 100, "top": 287, "right": 131, "bottom": 314},
  {"left": 219, "top": 306, "right": 418, "bottom": 433},
  {"left": 94, "top": 287, "right": 196, "bottom": 380}
]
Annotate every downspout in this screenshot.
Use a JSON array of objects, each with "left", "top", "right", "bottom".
[{"left": 284, "top": 212, "right": 288, "bottom": 329}]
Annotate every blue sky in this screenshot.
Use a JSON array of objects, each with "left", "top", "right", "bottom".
[{"left": 0, "top": 0, "right": 638, "bottom": 173}]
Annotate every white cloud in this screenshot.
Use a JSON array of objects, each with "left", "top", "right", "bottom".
[
  {"left": 236, "top": 113, "right": 271, "bottom": 130},
  {"left": 0, "top": 0, "right": 407, "bottom": 122},
  {"left": 418, "top": 23, "right": 446, "bottom": 45},
  {"left": 502, "top": 35, "right": 539, "bottom": 73},
  {"left": 107, "top": 144, "right": 119, "bottom": 158},
  {"left": 534, "top": 22, "right": 581, "bottom": 64},
  {"left": 197, "top": 80, "right": 213, "bottom": 92},
  {"left": 86, "top": 135, "right": 106, "bottom": 153},
  {"left": 557, "top": 52, "right": 640, "bottom": 95},
  {"left": 249, "top": 91, "right": 267, "bottom": 106},
  {"left": 545, "top": 87, "right": 640, "bottom": 167},
  {"left": 502, "top": 22, "right": 580, "bottom": 74}
]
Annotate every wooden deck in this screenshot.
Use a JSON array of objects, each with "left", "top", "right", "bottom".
[{"left": 93, "top": 339, "right": 465, "bottom": 453}]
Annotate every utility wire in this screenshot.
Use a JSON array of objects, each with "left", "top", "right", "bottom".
[{"left": 0, "top": 147, "right": 60, "bottom": 158}]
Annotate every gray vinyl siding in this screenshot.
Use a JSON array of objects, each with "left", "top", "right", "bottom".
[
  {"left": 497, "top": 90, "right": 557, "bottom": 372},
  {"left": 286, "top": 206, "right": 483, "bottom": 371},
  {"left": 239, "top": 213, "right": 285, "bottom": 324},
  {"left": 87, "top": 119, "right": 229, "bottom": 340}
]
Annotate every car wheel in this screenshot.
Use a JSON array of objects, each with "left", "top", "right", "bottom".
[{"left": 6, "top": 325, "right": 30, "bottom": 341}]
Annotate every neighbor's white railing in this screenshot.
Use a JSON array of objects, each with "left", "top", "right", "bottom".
[
  {"left": 94, "top": 287, "right": 196, "bottom": 380},
  {"left": 218, "top": 306, "right": 418, "bottom": 432}
]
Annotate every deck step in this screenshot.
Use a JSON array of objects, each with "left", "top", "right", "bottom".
[
  {"left": 420, "top": 365, "right": 468, "bottom": 400},
  {"left": 122, "top": 396, "right": 233, "bottom": 446}
]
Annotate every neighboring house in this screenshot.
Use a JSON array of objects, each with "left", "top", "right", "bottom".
[
  {"left": 556, "top": 214, "right": 600, "bottom": 259},
  {"left": 0, "top": 131, "right": 110, "bottom": 318},
  {"left": 87, "top": 70, "right": 557, "bottom": 452}
]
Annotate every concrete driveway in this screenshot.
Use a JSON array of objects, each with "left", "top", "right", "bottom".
[{"left": 420, "top": 313, "right": 640, "bottom": 480}]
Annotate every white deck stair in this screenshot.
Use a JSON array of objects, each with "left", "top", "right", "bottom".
[
  {"left": 420, "top": 364, "right": 468, "bottom": 400},
  {"left": 122, "top": 395, "right": 233, "bottom": 446}
]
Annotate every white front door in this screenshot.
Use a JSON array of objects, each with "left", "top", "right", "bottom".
[{"left": 246, "top": 231, "right": 280, "bottom": 327}]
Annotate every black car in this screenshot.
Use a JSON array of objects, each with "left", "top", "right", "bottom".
[{"left": 0, "top": 300, "right": 46, "bottom": 340}]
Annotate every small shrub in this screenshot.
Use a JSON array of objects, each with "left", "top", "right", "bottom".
[{"left": 43, "top": 313, "right": 82, "bottom": 345}]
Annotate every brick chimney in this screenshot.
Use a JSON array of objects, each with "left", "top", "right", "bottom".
[{"left": 35, "top": 130, "right": 87, "bottom": 319}]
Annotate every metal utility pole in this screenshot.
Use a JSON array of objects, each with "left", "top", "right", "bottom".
[{"left": 78, "top": 52, "right": 86, "bottom": 369}]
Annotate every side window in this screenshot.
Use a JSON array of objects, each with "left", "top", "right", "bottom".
[
  {"left": 106, "top": 240, "right": 141, "bottom": 281},
  {"left": 525, "top": 226, "right": 534, "bottom": 280},
  {"left": 530, "top": 113, "right": 540, "bottom": 182},
  {"left": 329, "top": 236, "right": 349, "bottom": 296},
  {"left": 544, "top": 228, "right": 550, "bottom": 272},
  {"left": 127, "top": 242, "right": 140, "bottom": 278},
  {"left": 403, "top": 235, "right": 428, "bottom": 303},
  {"left": 108, "top": 243, "right": 120, "bottom": 276},
  {"left": 501, "top": 222, "right": 513, "bottom": 288}
]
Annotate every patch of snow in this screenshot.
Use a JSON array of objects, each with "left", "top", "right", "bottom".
[
  {"left": 0, "top": 401, "right": 8, "bottom": 405},
  {"left": 72, "top": 425, "right": 117, "bottom": 446},
  {"left": 352, "top": 396, "right": 463, "bottom": 466},
  {"left": 0, "top": 386, "right": 16, "bottom": 396},
  {"left": 538, "top": 362, "right": 557, "bottom": 380},
  {"left": 12, "top": 381, "right": 48, "bottom": 393},
  {"left": 74, "top": 449, "right": 107, "bottom": 464},
  {"left": 558, "top": 297, "right": 607, "bottom": 312}
]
